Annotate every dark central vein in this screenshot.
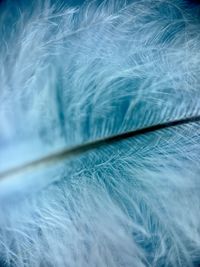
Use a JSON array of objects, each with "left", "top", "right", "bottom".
[{"left": 1, "top": 114, "right": 200, "bottom": 181}]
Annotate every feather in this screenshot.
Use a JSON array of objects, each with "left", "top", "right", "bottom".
[{"left": 0, "top": 0, "right": 200, "bottom": 266}]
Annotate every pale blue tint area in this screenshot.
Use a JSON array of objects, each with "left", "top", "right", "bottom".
[
  {"left": 0, "top": 0, "right": 200, "bottom": 170},
  {"left": 0, "top": 0, "right": 200, "bottom": 266},
  {"left": 1, "top": 123, "right": 200, "bottom": 266}
]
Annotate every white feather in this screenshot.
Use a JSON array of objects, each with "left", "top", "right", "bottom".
[{"left": 0, "top": 0, "right": 200, "bottom": 266}]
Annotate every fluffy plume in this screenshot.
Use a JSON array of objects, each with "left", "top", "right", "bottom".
[{"left": 0, "top": 0, "right": 200, "bottom": 266}]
